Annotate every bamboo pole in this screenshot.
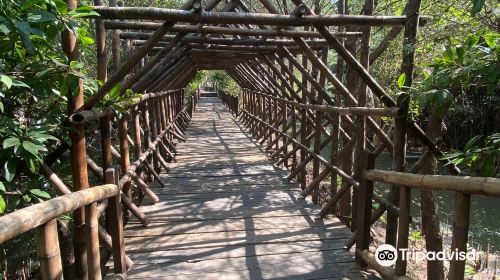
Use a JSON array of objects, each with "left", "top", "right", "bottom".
[
  {"left": 83, "top": 0, "right": 199, "bottom": 110},
  {"left": 105, "top": 21, "right": 362, "bottom": 38},
  {"left": 105, "top": 168, "right": 127, "bottom": 275},
  {"left": 63, "top": 0, "right": 88, "bottom": 276},
  {"left": 0, "top": 184, "right": 118, "bottom": 243},
  {"left": 93, "top": 6, "right": 417, "bottom": 27},
  {"left": 84, "top": 196, "right": 101, "bottom": 279},
  {"left": 355, "top": 151, "right": 375, "bottom": 266},
  {"left": 36, "top": 219, "right": 63, "bottom": 280},
  {"left": 353, "top": 0, "right": 374, "bottom": 234},
  {"left": 449, "top": 193, "right": 471, "bottom": 279}
]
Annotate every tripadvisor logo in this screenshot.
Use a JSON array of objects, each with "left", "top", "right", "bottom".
[
  {"left": 374, "top": 244, "right": 483, "bottom": 267},
  {"left": 375, "top": 244, "right": 398, "bottom": 266}
]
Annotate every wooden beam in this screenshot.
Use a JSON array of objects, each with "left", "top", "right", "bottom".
[{"left": 93, "top": 6, "right": 417, "bottom": 27}]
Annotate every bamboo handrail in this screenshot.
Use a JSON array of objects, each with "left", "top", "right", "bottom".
[
  {"left": 68, "top": 89, "right": 181, "bottom": 124},
  {"left": 252, "top": 90, "right": 402, "bottom": 117},
  {"left": 364, "top": 169, "right": 500, "bottom": 197},
  {"left": 0, "top": 184, "right": 118, "bottom": 244}
]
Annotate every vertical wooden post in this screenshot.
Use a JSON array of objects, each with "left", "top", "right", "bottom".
[
  {"left": 36, "top": 219, "right": 63, "bottom": 280},
  {"left": 391, "top": 0, "right": 422, "bottom": 251},
  {"left": 394, "top": 93, "right": 411, "bottom": 275},
  {"left": 267, "top": 92, "right": 274, "bottom": 149},
  {"left": 94, "top": 0, "right": 107, "bottom": 82},
  {"left": 281, "top": 99, "right": 288, "bottom": 167},
  {"left": 119, "top": 116, "right": 132, "bottom": 202},
  {"left": 105, "top": 168, "right": 127, "bottom": 275},
  {"left": 85, "top": 195, "right": 102, "bottom": 279},
  {"left": 331, "top": 0, "right": 344, "bottom": 202},
  {"left": 63, "top": 0, "right": 88, "bottom": 276},
  {"left": 355, "top": 150, "right": 375, "bottom": 266},
  {"left": 273, "top": 93, "right": 280, "bottom": 150},
  {"left": 449, "top": 193, "right": 471, "bottom": 279},
  {"left": 299, "top": 53, "right": 308, "bottom": 190},
  {"left": 100, "top": 115, "right": 113, "bottom": 235},
  {"left": 110, "top": 0, "right": 121, "bottom": 70},
  {"left": 353, "top": 0, "right": 373, "bottom": 233}
]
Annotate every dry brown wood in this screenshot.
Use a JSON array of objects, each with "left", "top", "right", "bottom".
[
  {"left": 0, "top": 184, "right": 118, "bottom": 244},
  {"left": 36, "top": 219, "right": 63, "bottom": 280},
  {"left": 64, "top": 0, "right": 88, "bottom": 276},
  {"left": 105, "top": 168, "right": 127, "bottom": 275},
  {"left": 93, "top": 6, "right": 416, "bottom": 27},
  {"left": 105, "top": 21, "right": 363, "bottom": 38},
  {"left": 364, "top": 170, "right": 500, "bottom": 196}
]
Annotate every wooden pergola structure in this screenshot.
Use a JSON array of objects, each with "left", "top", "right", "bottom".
[{"left": 2, "top": 0, "right": 499, "bottom": 280}]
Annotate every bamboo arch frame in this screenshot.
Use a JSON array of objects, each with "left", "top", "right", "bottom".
[{"left": 3, "top": 0, "right": 493, "bottom": 279}]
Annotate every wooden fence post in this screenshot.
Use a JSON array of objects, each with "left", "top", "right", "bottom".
[
  {"left": 395, "top": 93, "right": 410, "bottom": 275},
  {"left": 448, "top": 193, "right": 471, "bottom": 279},
  {"left": 36, "top": 219, "right": 63, "bottom": 280},
  {"left": 355, "top": 150, "right": 375, "bottom": 266},
  {"left": 105, "top": 167, "right": 127, "bottom": 275}
]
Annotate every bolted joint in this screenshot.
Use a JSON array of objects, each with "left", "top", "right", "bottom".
[
  {"left": 192, "top": 0, "right": 203, "bottom": 13},
  {"left": 292, "top": 4, "right": 307, "bottom": 17}
]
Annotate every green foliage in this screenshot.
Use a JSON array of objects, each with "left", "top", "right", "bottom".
[
  {"left": 0, "top": 0, "right": 98, "bottom": 213},
  {"left": 471, "top": 0, "right": 486, "bottom": 16},
  {"left": 409, "top": 230, "right": 424, "bottom": 242},
  {"left": 418, "top": 33, "right": 499, "bottom": 117},
  {"left": 440, "top": 133, "right": 499, "bottom": 177},
  {"left": 99, "top": 83, "right": 142, "bottom": 118},
  {"left": 210, "top": 70, "right": 241, "bottom": 96}
]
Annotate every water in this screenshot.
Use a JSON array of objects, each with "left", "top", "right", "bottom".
[
  {"left": 287, "top": 123, "right": 499, "bottom": 252},
  {"left": 374, "top": 152, "right": 500, "bottom": 253}
]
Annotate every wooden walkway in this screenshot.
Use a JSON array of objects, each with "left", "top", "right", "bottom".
[{"left": 108, "top": 97, "right": 376, "bottom": 280}]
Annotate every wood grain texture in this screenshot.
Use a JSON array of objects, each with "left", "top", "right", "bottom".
[{"left": 106, "top": 97, "right": 378, "bottom": 280}]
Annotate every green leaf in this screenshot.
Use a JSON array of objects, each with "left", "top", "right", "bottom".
[
  {"left": 442, "top": 46, "right": 454, "bottom": 62},
  {"left": 471, "top": 0, "right": 485, "bottom": 16},
  {"left": 397, "top": 73, "right": 406, "bottom": 89},
  {"left": 0, "top": 23, "right": 10, "bottom": 34},
  {"left": 11, "top": 79, "right": 31, "bottom": 89},
  {"left": 3, "top": 137, "right": 20, "bottom": 149},
  {"left": 29, "top": 189, "right": 51, "bottom": 199},
  {"left": 0, "top": 182, "right": 5, "bottom": 192},
  {"left": 3, "top": 159, "right": 17, "bottom": 182},
  {"left": 26, "top": 155, "right": 40, "bottom": 174},
  {"left": 68, "top": 6, "right": 100, "bottom": 18},
  {"left": 456, "top": 46, "right": 464, "bottom": 63},
  {"left": 21, "top": 0, "right": 43, "bottom": 10},
  {"left": 79, "top": 35, "right": 94, "bottom": 45},
  {"left": 0, "top": 102, "right": 3, "bottom": 113},
  {"left": 22, "top": 141, "right": 43, "bottom": 156},
  {"left": 464, "top": 135, "right": 483, "bottom": 151},
  {"left": 108, "top": 83, "right": 122, "bottom": 100},
  {"left": 0, "top": 195, "right": 5, "bottom": 214},
  {"left": 479, "top": 153, "right": 495, "bottom": 177},
  {"left": 69, "top": 61, "right": 84, "bottom": 69},
  {"left": 27, "top": 11, "right": 56, "bottom": 23},
  {"left": 483, "top": 33, "right": 499, "bottom": 47},
  {"left": 0, "top": 75, "right": 12, "bottom": 89},
  {"left": 54, "top": 0, "right": 68, "bottom": 14},
  {"left": 464, "top": 34, "right": 479, "bottom": 48},
  {"left": 15, "top": 21, "right": 35, "bottom": 53}
]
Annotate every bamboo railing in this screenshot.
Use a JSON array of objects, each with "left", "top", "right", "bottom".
[
  {"left": 5, "top": 88, "right": 200, "bottom": 280},
  {"left": 0, "top": 174, "right": 123, "bottom": 280},
  {"left": 356, "top": 153, "right": 500, "bottom": 279}
]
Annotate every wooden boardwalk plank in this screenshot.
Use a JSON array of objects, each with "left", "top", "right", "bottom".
[{"left": 106, "top": 97, "right": 378, "bottom": 280}]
